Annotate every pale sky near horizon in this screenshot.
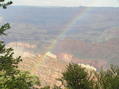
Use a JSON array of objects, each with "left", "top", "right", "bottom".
[{"left": 13, "top": 0, "right": 119, "bottom": 7}]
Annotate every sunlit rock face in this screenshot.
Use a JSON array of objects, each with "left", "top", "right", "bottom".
[
  {"left": 57, "top": 53, "right": 73, "bottom": 63},
  {"left": 78, "top": 63, "right": 98, "bottom": 81},
  {"left": 22, "top": 52, "right": 35, "bottom": 58},
  {"left": 45, "top": 52, "right": 57, "bottom": 59},
  {"left": 6, "top": 44, "right": 65, "bottom": 87},
  {"left": 6, "top": 42, "right": 106, "bottom": 86},
  {"left": 19, "top": 52, "right": 67, "bottom": 87},
  {"left": 78, "top": 63, "right": 96, "bottom": 71}
]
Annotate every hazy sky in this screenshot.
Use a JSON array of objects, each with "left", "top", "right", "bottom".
[{"left": 13, "top": 0, "right": 119, "bottom": 7}]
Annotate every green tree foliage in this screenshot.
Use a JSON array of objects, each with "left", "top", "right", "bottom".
[
  {"left": 0, "top": 0, "right": 12, "bottom": 9},
  {"left": 60, "top": 63, "right": 119, "bottom": 89},
  {"left": 96, "top": 65, "right": 119, "bottom": 89},
  {"left": 61, "top": 63, "right": 95, "bottom": 89},
  {"left": 0, "top": 0, "right": 40, "bottom": 89},
  {"left": 0, "top": 23, "right": 10, "bottom": 35}
]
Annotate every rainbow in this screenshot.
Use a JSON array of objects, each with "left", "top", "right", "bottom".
[
  {"left": 46, "top": 7, "right": 93, "bottom": 52},
  {"left": 30, "top": 6, "right": 95, "bottom": 72}
]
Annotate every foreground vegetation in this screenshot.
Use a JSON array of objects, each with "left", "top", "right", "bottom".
[
  {"left": 60, "top": 64, "right": 119, "bottom": 89},
  {"left": 0, "top": 0, "right": 119, "bottom": 89}
]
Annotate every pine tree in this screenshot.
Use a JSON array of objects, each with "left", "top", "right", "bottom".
[
  {"left": 96, "top": 65, "right": 119, "bottom": 89},
  {"left": 0, "top": 0, "right": 40, "bottom": 89},
  {"left": 60, "top": 63, "right": 95, "bottom": 89}
]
